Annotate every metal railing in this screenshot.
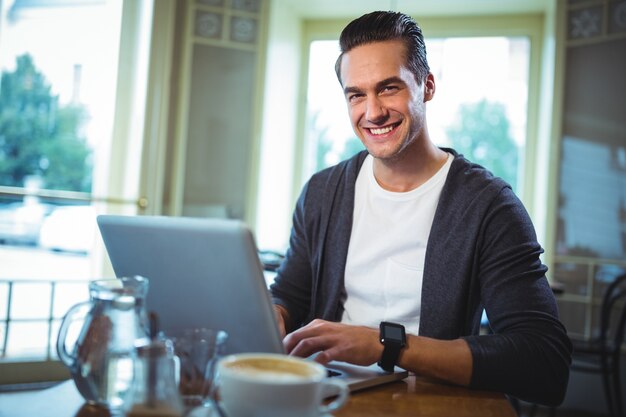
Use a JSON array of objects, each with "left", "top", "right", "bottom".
[{"left": 0, "top": 279, "right": 91, "bottom": 361}]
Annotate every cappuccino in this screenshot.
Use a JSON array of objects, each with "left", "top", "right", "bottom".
[
  {"left": 217, "top": 353, "right": 349, "bottom": 417},
  {"left": 222, "top": 357, "right": 319, "bottom": 382}
]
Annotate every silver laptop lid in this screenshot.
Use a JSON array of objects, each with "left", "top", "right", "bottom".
[{"left": 97, "top": 214, "right": 284, "bottom": 355}]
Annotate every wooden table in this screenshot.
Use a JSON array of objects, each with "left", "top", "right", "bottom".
[
  {"left": 334, "top": 375, "right": 516, "bottom": 417},
  {"left": 0, "top": 375, "right": 516, "bottom": 417}
]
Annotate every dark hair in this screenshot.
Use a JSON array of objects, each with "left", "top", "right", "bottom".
[{"left": 334, "top": 11, "right": 430, "bottom": 85}]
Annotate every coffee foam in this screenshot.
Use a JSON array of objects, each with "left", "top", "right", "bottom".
[{"left": 224, "top": 358, "right": 319, "bottom": 382}]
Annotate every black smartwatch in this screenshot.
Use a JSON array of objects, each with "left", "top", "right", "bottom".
[{"left": 378, "top": 321, "right": 407, "bottom": 372}]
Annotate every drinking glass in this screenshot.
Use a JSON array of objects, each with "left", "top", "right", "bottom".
[{"left": 173, "top": 328, "right": 228, "bottom": 410}]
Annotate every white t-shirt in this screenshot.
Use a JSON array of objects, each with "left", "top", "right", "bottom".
[{"left": 340, "top": 153, "right": 453, "bottom": 335}]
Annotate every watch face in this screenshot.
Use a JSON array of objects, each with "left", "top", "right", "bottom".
[
  {"left": 385, "top": 325, "right": 404, "bottom": 340},
  {"left": 380, "top": 321, "right": 406, "bottom": 343}
]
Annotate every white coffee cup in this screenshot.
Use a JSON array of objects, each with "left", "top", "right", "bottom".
[{"left": 216, "top": 353, "right": 349, "bottom": 417}]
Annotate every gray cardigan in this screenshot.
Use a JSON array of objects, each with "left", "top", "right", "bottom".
[{"left": 270, "top": 149, "right": 571, "bottom": 406}]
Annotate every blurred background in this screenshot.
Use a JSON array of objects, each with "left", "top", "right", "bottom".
[{"left": 0, "top": 0, "right": 624, "bottom": 414}]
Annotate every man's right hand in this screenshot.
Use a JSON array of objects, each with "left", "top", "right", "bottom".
[{"left": 273, "top": 305, "right": 289, "bottom": 338}]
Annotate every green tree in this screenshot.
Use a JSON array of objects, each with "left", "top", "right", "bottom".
[
  {"left": 309, "top": 110, "right": 364, "bottom": 173},
  {"left": 341, "top": 136, "right": 365, "bottom": 160},
  {"left": 310, "top": 113, "right": 332, "bottom": 172},
  {"left": 446, "top": 99, "right": 518, "bottom": 189},
  {"left": 0, "top": 54, "right": 92, "bottom": 192}
]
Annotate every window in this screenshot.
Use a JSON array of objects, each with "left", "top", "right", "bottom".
[
  {"left": 303, "top": 36, "right": 530, "bottom": 194},
  {"left": 553, "top": 1, "right": 626, "bottom": 340},
  {"left": 0, "top": 0, "right": 124, "bottom": 271},
  {"left": 0, "top": 0, "right": 153, "bottom": 381}
]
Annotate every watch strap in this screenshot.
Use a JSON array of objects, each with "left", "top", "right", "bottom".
[
  {"left": 378, "top": 322, "right": 406, "bottom": 372},
  {"left": 378, "top": 342, "right": 402, "bottom": 372}
]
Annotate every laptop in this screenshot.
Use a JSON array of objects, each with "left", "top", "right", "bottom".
[{"left": 96, "top": 214, "right": 408, "bottom": 392}]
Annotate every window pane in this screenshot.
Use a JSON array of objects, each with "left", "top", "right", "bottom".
[
  {"left": 594, "top": 264, "right": 626, "bottom": 301},
  {"left": 6, "top": 321, "right": 50, "bottom": 358},
  {"left": 557, "top": 136, "right": 626, "bottom": 259},
  {"left": 0, "top": 281, "right": 7, "bottom": 320},
  {"left": 553, "top": 262, "right": 589, "bottom": 296},
  {"left": 0, "top": 322, "right": 5, "bottom": 356},
  {"left": 428, "top": 37, "right": 529, "bottom": 192},
  {"left": 0, "top": 2, "right": 123, "bottom": 277},
  {"left": 49, "top": 318, "right": 61, "bottom": 359},
  {"left": 0, "top": 1, "right": 123, "bottom": 193},
  {"left": 10, "top": 282, "right": 51, "bottom": 320},
  {"left": 557, "top": 37, "right": 626, "bottom": 261},
  {"left": 52, "top": 281, "right": 90, "bottom": 319},
  {"left": 304, "top": 41, "right": 362, "bottom": 177},
  {"left": 303, "top": 37, "right": 530, "bottom": 192},
  {"left": 557, "top": 300, "right": 587, "bottom": 337}
]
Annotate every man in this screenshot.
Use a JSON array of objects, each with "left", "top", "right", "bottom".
[{"left": 270, "top": 11, "right": 571, "bottom": 406}]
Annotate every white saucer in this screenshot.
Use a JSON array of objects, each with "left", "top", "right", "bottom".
[
  {"left": 186, "top": 406, "right": 220, "bottom": 417},
  {"left": 191, "top": 409, "right": 334, "bottom": 417}
]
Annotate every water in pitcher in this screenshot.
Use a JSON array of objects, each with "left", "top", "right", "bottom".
[
  {"left": 72, "top": 350, "right": 135, "bottom": 408},
  {"left": 57, "top": 276, "right": 149, "bottom": 409}
]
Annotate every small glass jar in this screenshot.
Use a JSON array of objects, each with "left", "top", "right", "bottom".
[{"left": 124, "top": 338, "right": 184, "bottom": 417}]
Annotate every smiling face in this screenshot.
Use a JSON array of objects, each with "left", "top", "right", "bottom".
[{"left": 339, "top": 40, "right": 434, "bottom": 163}]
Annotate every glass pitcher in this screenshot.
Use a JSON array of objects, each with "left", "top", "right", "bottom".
[{"left": 56, "top": 276, "right": 149, "bottom": 409}]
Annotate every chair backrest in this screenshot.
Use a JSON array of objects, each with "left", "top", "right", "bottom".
[{"left": 600, "top": 273, "right": 626, "bottom": 353}]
